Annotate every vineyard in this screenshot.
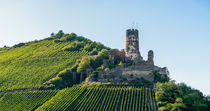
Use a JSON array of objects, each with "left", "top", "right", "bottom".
[
  {"left": 0, "top": 33, "right": 159, "bottom": 111},
  {"left": 0, "top": 40, "right": 89, "bottom": 91},
  {"left": 37, "top": 86, "right": 158, "bottom": 111},
  {"left": 0, "top": 90, "right": 58, "bottom": 111}
]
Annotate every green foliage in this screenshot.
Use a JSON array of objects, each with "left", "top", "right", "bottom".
[
  {"left": 83, "top": 41, "right": 109, "bottom": 52},
  {"left": 89, "top": 48, "right": 98, "bottom": 55},
  {"left": 0, "top": 35, "right": 90, "bottom": 91},
  {"left": 60, "top": 33, "right": 77, "bottom": 42},
  {"left": 96, "top": 65, "right": 104, "bottom": 71},
  {"left": 0, "top": 90, "right": 57, "bottom": 111},
  {"left": 76, "top": 49, "right": 109, "bottom": 73},
  {"left": 76, "top": 36, "right": 88, "bottom": 42},
  {"left": 0, "top": 92, "right": 4, "bottom": 99},
  {"left": 46, "top": 77, "right": 65, "bottom": 89},
  {"left": 156, "top": 81, "right": 210, "bottom": 111},
  {"left": 77, "top": 56, "right": 93, "bottom": 72},
  {"left": 62, "top": 41, "right": 86, "bottom": 51},
  {"left": 93, "top": 49, "right": 110, "bottom": 68},
  {"left": 97, "top": 49, "right": 110, "bottom": 59},
  {"left": 153, "top": 70, "right": 169, "bottom": 83},
  {"left": 13, "top": 42, "right": 25, "bottom": 48},
  {"left": 92, "top": 71, "right": 99, "bottom": 81},
  {"left": 55, "top": 68, "right": 74, "bottom": 88},
  {"left": 0, "top": 30, "right": 110, "bottom": 91},
  {"left": 71, "top": 59, "right": 80, "bottom": 72},
  {"left": 36, "top": 86, "right": 86, "bottom": 111},
  {"left": 37, "top": 86, "right": 157, "bottom": 111},
  {"left": 140, "top": 77, "right": 152, "bottom": 87},
  {"left": 55, "top": 30, "right": 64, "bottom": 38}
]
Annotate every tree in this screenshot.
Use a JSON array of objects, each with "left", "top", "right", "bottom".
[
  {"left": 55, "top": 30, "right": 64, "bottom": 38},
  {"left": 171, "top": 98, "right": 186, "bottom": 111},
  {"left": 77, "top": 56, "right": 93, "bottom": 73},
  {"left": 156, "top": 82, "right": 210, "bottom": 111},
  {"left": 156, "top": 82, "right": 182, "bottom": 110},
  {"left": 93, "top": 49, "right": 109, "bottom": 69}
]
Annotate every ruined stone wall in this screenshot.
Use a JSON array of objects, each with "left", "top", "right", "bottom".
[{"left": 122, "top": 70, "right": 154, "bottom": 82}]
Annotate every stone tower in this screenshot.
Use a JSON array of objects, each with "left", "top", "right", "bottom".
[
  {"left": 125, "top": 29, "right": 143, "bottom": 62},
  {"left": 147, "top": 50, "right": 154, "bottom": 66}
]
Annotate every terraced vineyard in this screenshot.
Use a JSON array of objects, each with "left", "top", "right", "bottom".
[
  {"left": 0, "top": 90, "right": 58, "bottom": 111},
  {"left": 0, "top": 40, "right": 89, "bottom": 91},
  {"left": 37, "top": 86, "right": 157, "bottom": 111}
]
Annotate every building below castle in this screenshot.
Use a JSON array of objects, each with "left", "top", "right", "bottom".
[{"left": 97, "top": 29, "right": 169, "bottom": 84}]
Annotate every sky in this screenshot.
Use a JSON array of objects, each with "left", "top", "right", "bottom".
[{"left": 0, "top": 0, "right": 210, "bottom": 95}]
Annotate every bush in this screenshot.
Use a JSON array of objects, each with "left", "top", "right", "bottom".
[{"left": 13, "top": 43, "right": 25, "bottom": 48}]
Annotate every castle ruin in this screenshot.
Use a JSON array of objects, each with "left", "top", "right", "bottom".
[{"left": 97, "top": 29, "right": 169, "bottom": 84}]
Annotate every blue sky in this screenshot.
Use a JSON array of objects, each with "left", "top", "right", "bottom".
[{"left": 0, "top": 0, "right": 210, "bottom": 95}]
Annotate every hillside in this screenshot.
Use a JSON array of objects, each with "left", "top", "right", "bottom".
[
  {"left": 0, "top": 30, "right": 209, "bottom": 111},
  {"left": 0, "top": 31, "right": 108, "bottom": 91}
]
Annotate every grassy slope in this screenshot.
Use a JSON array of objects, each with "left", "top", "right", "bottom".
[{"left": 0, "top": 40, "right": 88, "bottom": 91}]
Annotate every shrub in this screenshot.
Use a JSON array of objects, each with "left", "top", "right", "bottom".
[{"left": 13, "top": 43, "right": 25, "bottom": 48}]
